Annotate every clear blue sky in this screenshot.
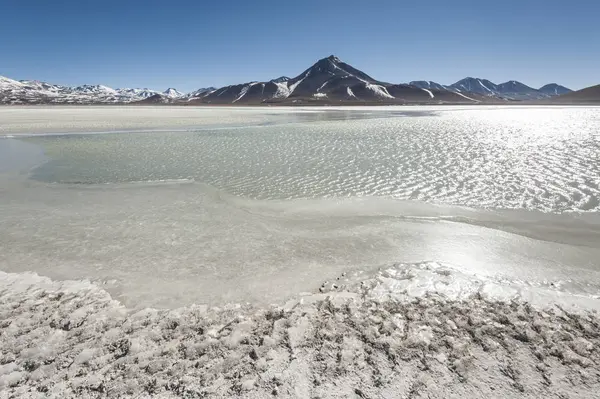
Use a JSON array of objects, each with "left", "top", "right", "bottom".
[{"left": 1, "top": 0, "right": 598, "bottom": 92}]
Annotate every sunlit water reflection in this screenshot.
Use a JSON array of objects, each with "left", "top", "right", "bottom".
[
  {"left": 26, "top": 106, "right": 600, "bottom": 212},
  {"left": 1, "top": 106, "right": 599, "bottom": 308}
]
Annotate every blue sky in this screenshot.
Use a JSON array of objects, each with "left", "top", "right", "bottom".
[{"left": 1, "top": 0, "right": 598, "bottom": 92}]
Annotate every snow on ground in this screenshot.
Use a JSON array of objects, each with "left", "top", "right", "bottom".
[
  {"left": 1, "top": 262, "right": 599, "bottom": 398},
  {"left": 347, "top": 87, "right": 355, "bottom": 98}
]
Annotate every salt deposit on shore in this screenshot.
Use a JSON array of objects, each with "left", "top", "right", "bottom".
[{"left": 1, "top": 263, "right": 599, "bottom": 398}]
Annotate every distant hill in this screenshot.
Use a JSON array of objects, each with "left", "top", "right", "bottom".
[
  {"left": 450, "top": 77, "right": 499, "bottom": 96},
  {"left": 548, "top": 84, "right": 600, "bottom": 103},
  {"left": 538, "top": 83, "right": 572, "bottom": 96},
  {"left": 495, "top": 80, "right": 543, "bottom": 100},
  {"left": 410, "top": 77, "right": 571, "bottom": 101}
]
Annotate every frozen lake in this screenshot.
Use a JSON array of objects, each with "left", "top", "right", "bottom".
[{"left": 1, "top": 106, "right": 600, "bottom": 309}]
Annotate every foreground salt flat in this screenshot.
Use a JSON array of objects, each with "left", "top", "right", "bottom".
[
  {"left": 1, "top": 105, "right": 600, "bottom": 397},
  {"left": 1, "top": 264, "right": 599, "bottom": 398}
]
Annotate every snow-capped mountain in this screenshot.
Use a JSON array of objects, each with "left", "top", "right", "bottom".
[
  {"left": 538, "top": 83, "right": 572, "bottom": 96},
  {"left": 162, "top": 88, "right": 184, "bottom": 98},
  {"left": 443, "top": 77, "right": 571, "bottom": 100},
  {"left": 0, "top": 76, "right": 165, "bottom": 104},
  {"left": 0, "top": 76, "right": 23, "bottom": 89},
  {"left": 270, "top": 76, "right": 290, "bottom": 83},
  {"left": 450, "top": 77, "right": 499, "bottom": 96},
  {"left": 116, "top": 88, "right": 160, "bottom": 99},
  {"left": 0, "top": 76, "right": 188, "bottom": 104},
  {"left": 0, "top": 76, "right": 74, "bottom": 103},
  {"left": 182, "top": 87, "right": 217, "bottom": 100},
  {"left": 190, "top": 55, "right": 481, "bottom": 104},
  {"left": 18, "top": 79, "right": 69, "bottom": 94},
  {"left": 133, "top": 88, "right": 187, "bottom": 104},
  {"left": 133, "top": 93, "right": 176, "bottom": 104},
  {"left": 72, "top": 84, "right": 117, "bottom": 95},
  {"left": 408, "top": 77, "right": 572, "bottom": 100},
  {"left": 409, "top": 81, "right": 451, "bottom": 91},
  {"left": 1, "top": 58, "right": 575, "bottom": 105},
  {"left": 495, "top": 80, "right": 544, "bottom": 100}
]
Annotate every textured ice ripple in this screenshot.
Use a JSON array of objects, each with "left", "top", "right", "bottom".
[
  {"left": 1, "top": 263, "right": 599, "bottom": 398},
  {"left": 25, "top": 107, "right": 600, "bottom": 213}
]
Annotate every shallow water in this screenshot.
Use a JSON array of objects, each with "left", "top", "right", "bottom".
[
  {"left": 23, "top": 106, "right": 600, "bottom": 212},
  {"left": 1, "top": 106, "right": 599, "bottom": 309}
]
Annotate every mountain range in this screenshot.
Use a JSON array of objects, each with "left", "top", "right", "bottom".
[
  {"left": 0, "top": 55, "right": 586, "bottom": 105},
  {"left": 0, "top": 76, "right": 197, "bottom": 104},
  {"left": 409, "top": 78, "right": 572, "bottom": 101}
]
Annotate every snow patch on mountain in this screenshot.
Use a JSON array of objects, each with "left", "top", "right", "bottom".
[
  {"left": 0, "top": 76, "right": 23, "bottom": 89},
  {"left": 116, "top": 88, "right": 160, "bottom": 99},
  {"left": 366, "top": 83, "right": 394, "bottom": 99},
  {"left": 410, "top": 81, "right": 449, "bottom": 91},
  {"left": 477, "top": 79, "right": 494, "bottom": 93},
  {"left": 270, "top": 76, "right": 290, "bottom": 84},
  {"left": 185, "top": 87, "right": 217, "bottom": 100},
  {"left": 288, "top": 77, "right": 306, "bottom": 95},
  {"left": 453, "top": 91, "right": 478, "bottom": 102},
  {"left": 539, "top": 83, "right": 572, "bottom": 96},
  {"left": 233, "top": 82, "right": 260, "bottom": 103},
  {"left": 317, "top": 81, "right": 329, "bottom": 92},
  {"left": 421, "top": 88, "right": 434, "bottom": 98},
  {"left": 162, "top": 88, "right": 184, "bottom": 98},
  {"left": 82, "top": 85, "right": 115, "bottom": 92},
  {"left": 272, "top": 82, "right": 291, "bottom": 99},
  {"left": 450, "top": 78, "right": 499, "bottom": 97}
]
